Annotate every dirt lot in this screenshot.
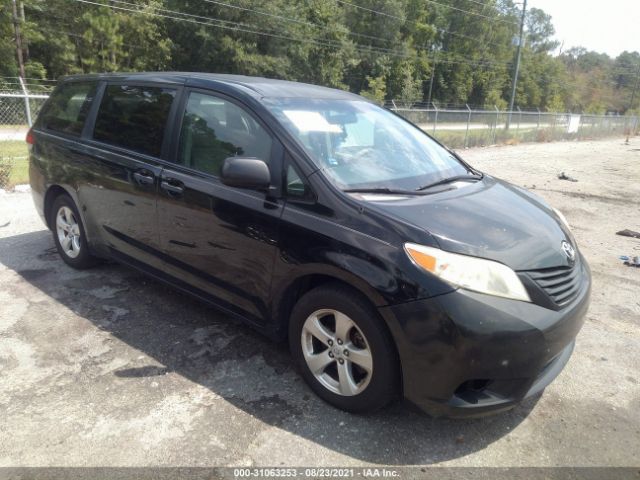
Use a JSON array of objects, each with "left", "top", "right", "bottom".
[{"left": 0, "top": 137, "right": 638, "bottom": 467}]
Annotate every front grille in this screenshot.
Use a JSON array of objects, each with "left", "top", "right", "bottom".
[{"left": 525, "top": 263, "right": 582, "bottom": 307}]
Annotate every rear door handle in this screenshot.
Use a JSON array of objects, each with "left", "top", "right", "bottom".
[
  {"left": 161, "top": 179, "right": 184, "bottom": 195},
  {"left": 133, "top": 170, "right": 155, "bottom": 186}
]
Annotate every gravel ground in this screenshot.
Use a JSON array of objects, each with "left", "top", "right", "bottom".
[{"left": 0, "top": 137, "right": 638, "bottom": 467}]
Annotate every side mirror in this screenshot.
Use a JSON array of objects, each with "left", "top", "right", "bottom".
[{"left": 221, "top": 157, "right": 271, "bottom": 190}]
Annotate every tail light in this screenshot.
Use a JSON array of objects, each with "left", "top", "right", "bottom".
[{"left": 26, "top": 128, "right": 34, "bottom": 145}]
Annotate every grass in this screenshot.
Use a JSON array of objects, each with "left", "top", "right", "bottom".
[
  {"left": 427, "top": 123, "right": 640, "bottom": 149},
  {"left": 430, "top": 127, "right": 540, "bottom": 148},
  {"left": 0, "top": 140, "right": 28, "bottom": 157},
  {"left": 0, "top": 140, "right": 29, "bottom": 188},
  {"left": 430, "top": 126, "right": 586, "bottom": 148}
]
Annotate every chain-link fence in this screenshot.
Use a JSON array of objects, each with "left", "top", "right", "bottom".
[
  {"left": 0, "top": 92, "right": 48, "bottom": 190},
  {"left": 387, "top": 102, "right": 640, "bottom": 149},
  {"left": 1, "top": 91, "right": 639, "bottom": 190}
]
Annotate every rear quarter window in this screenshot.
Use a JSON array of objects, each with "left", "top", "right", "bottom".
[
  {"left": 93, "top": 84, "right": 176, "bottom": 157},
  {"left": 39, "top": 82, "right": 97, "bottom": 136}
]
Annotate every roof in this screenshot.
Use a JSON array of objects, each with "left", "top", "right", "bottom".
[{"left": 60, "top": 72, "right": 362, "bottom": 101}]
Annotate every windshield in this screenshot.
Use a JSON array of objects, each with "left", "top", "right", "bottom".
[{"left": 264, "top": 98, "right": 469, "bottom": 191}]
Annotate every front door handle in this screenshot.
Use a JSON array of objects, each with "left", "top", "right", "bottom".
[
  {"left": 161, "top": 179, "right": 184, "bottom": 195},
  {"left": 133, "top": 170, "right": 155, "bottom": 186}
]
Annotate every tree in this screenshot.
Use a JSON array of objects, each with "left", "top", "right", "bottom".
[
  {"left": 525, "top": 7, "right": 559, "bottom": 54},
  {"left": 0, "top": 0, "right": 635, "bottom": 114},
  {"left": 360, "top": 74, "right": 387, "bottom": 104},
  {"left": 0, "top": 1, "right": 18, "bottom": 80}
]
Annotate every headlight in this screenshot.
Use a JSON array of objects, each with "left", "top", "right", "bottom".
[
  {"left": 552, "top": 207, "right": 571, "bottom": 230},
  {"left": 404, "top": 243, "right": 531, "bottom": 302}
]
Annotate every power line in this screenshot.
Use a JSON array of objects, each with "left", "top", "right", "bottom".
[
  {"left": 423, "top": 0, "right": 519, "bottom": 26},
  {"left": 334, "top": 0, "right": 513, "bottom": 50},
  {"left": 435, "top": 54, "right": 510, "bottom": 68},
  {"left": 35, "top": 24, "right": 164, "bottom": 55},
  {"left": 335, "top": 0, "right": 402, "bottom": 20},
  {"left": 109, "top": 0, "right": 301, "bottom": 36},
  {"left": 73, "top": 0, "right": 359, "bottom": 51},
  {"left": 120, "top": 0, "right": 420, "bottom": 58},
  {"left": 14, "top": 2, "right": 624, "bottom": 104},
  {"left": 10, "top": 0, "right": 629, "bottom": 109},
  {"left": 337, "top": 0, "right": 519, "bottom": 27},
  {"left": 205, "top": 0, "right": 512, "bottom": 57},
  {"left": 459, "top": 0, "right": 495, "bottom": 7},
  {"left": 235, "top": 0, "right": 510, "bottom": 59},
  {"left": 73, "top": 0, "right": 513, "bottom": 71},
  {"left": 202, "top": 0, "right": 397, "bottom": 46},
  {"left": 76, "top": 0, "right": 449, "bottom": 64},
  {"left": 204, "top": 0, "right": 320, "bottom": 27},
  {"left": 217, "top": 0, "right": 512, "bottom": 67},
  {"left": 49, "top": 0, "right": 513, "bottom": 71}
]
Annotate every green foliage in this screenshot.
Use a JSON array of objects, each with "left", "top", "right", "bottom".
[
  {"left": 0, "top": 0, "right": 637, "bottom": 113},
  {"left": 0, "top": 1, "right": 18, "bottom": 78},
  {"left": 360, "top": 75, "right": 387, "bottom": 104},
  {"left": 396, "top": 62, "right": 422, "bottom": 103}
]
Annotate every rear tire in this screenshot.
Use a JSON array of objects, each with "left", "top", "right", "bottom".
[
  {"left": 289, "top": 283, "right": 399, "bottom": 413},
  {"left": 51, "top": 194, "right": 97, "bottom": 269}
]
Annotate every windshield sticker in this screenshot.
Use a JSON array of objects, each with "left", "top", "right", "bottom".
[{"left": 283, "top": 110, "right": 342, "bottom": 133}]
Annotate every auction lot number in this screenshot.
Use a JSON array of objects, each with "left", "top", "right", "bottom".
[{"left": 234, "top": 468, "right": 399, "bottom": 478}]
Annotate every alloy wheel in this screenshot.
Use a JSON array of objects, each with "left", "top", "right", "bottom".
[
  {"left": 56, "top": 206, "right": 81, "bottom": 259},
  {"left": 301, "top": 309, "right": 373, "bottom": 396}
]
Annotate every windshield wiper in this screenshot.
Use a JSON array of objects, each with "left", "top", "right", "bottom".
[
  {"left": 416, "top": 173, "right": 483, "bottom": 191},
  {"left": 343, "top": 187, "right": 425, "bottom": 196}
]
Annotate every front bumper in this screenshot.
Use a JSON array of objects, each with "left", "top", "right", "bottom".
[{"left": 379, "top": 258, "right": 591, "bottom": 418}]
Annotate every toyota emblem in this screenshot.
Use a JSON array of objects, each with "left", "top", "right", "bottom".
[{"left": 561, "top": 240, "right": 576, "bottom": 262}]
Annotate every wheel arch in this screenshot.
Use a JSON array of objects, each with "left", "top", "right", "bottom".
[
  {"left": 43, "top": 184, "right": 77, "bottom": 230},
  {"left": 270, "top": 268, "right": 388, "bottom": 341}
]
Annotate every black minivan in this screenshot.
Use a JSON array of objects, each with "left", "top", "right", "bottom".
[{"left": 28, "top": 73, "right": 591, "bottom": 417}]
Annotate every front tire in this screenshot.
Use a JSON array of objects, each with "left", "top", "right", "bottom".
[
  {"left": 289, "top": 284, "right": 399, "bottom": 413},
  {"left": 51, "top": 194, "right": 97, "bottom": 269}
]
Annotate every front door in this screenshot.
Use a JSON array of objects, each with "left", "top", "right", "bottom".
[{"left": 157, "top": 90, "right": 283, "bottom": 324}]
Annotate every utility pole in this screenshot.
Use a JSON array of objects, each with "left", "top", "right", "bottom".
[
  {"left": 506, "top": 0, "right": 527, "bottom": 129},
  {"left": 19, "top": 1, "right": 29, "bottom": 60},
  {"left": 629, "top": 65, "right": 640, "bottom": 112},
  {"left": 11, "top": 0, "right": 26, "bottom": 80},
  {"left": 427, "top": 49, "right": 438, "bottom": 107}
]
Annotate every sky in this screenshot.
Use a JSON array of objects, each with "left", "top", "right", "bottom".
[{"left": 528, "top": 0, "right": 640, "bottom": 58}]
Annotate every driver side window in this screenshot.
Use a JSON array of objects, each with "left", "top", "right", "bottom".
[{"left": 177, "top": 92, "right": 272, "bottom": 176}]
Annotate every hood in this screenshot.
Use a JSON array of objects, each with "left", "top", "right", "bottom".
[{"left": 360, "top": 176, "right": 575, "bottom": 271}]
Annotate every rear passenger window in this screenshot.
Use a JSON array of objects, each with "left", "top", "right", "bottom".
[
  {"left": 93, "top": 85, "right": 176, "bottom": 157},
  {"left": 177, "top": 92, "right": 272, "bottom": 176},
  {"left": 39, "top": 82, "right": 96, "bottom": 136}
]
